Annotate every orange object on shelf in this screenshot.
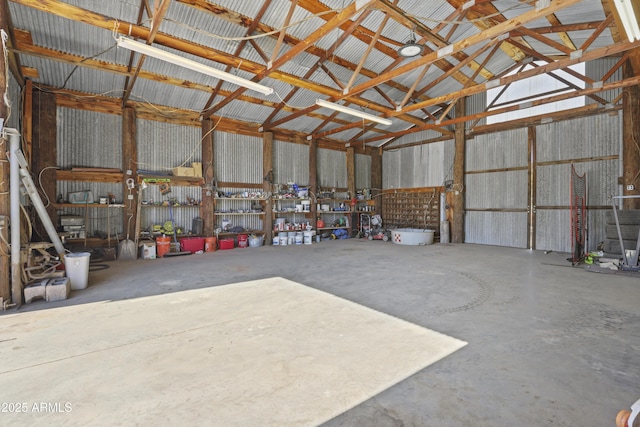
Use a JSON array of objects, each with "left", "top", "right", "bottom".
[{"left": 316, "top": 218, "right": 325, "bottom": 228}]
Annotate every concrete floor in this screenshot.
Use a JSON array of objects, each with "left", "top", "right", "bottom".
[{"left": 3, "top": 240, "right": 640, "bottom": 426}]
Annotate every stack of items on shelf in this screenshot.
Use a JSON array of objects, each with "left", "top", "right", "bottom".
[
  {"left": 59, "top": 215, "right": 85, "bottom": 239},
  {"left": 172, "top": 162, "right": 203, "bottom": 177}
]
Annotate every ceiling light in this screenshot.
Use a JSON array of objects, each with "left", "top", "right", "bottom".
[
  {"left": 116, "top": 36, "right": 274, "bottom": 96},
  {"left": 613, "top": 0, "right": 640, "bottom": 42},
  {"left": 398, "top": 40, "right": 424, "bottom": 58},
  {"left": 315, "top": 99, "right": 392, "bottom": 126}
]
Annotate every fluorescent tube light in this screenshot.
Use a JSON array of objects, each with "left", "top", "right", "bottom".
[
  {"left": 116, "top": 36, "right": 274, "bottom": 95},
  {"left": 315, "top": 99, "right": 392, "bottom": 126},
  {"left": 613, "top": 0, "right": 640, "bottom": 42}
]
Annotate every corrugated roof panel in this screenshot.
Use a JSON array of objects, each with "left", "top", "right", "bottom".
[
  {"left": 160, "top": 2, "right": 249, "bottom": 55},
  {"left": 213, "top": 99, "right": 276, "bottom": 125},
  {"left": 128, "top": 77, "right": 212, "bottom": 112},
  {"left": 8, "top": 3, "right": 118, "bottom": 60}
]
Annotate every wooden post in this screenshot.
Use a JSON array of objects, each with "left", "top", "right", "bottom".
[
  {"left": 622, "top": 62, "right": 640, "bottom": 210},
  {"left": 346, "top": 146, "right": 356, "bottom": 199},
  {"left": 309, "top": 137, "right": 318, "bottom": 231},
  {"left": 528, "top": 125, "right": 537, "bottom": 250},
  {"left": 263, "top": 132, "right": 273, "bottom": 244},
  {"left": 201, "top": 119, "right": 215, "bottom": 236},
  {"left": 371, "top": 147, "right": 382, "bottom": 214},
  {"left": 346, "top": 145, "right": 356, "bottom": 235},
  {"left": 452, "top": 98, "right": 466, "bottom": 243},
  {"left": 0, "top": 28, "right": 9, "bottom": 303},
  {"left": 31, "top": 88, "right": 57, "bottom": 239},
  {"left": 122, "top": 107, "right": 137, "bottom": 243}
]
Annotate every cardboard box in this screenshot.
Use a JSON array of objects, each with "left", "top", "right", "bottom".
[
  {"left": 172, "top": 167, "right": 195, "bottom": 177},
  {"left": 192, "top": 162, "right": 203, "bottom": 177}
]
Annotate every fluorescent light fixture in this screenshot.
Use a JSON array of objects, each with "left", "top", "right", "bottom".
[
  {"left": 613, "top": 0, "right": 640, "bottom": 42},
  {"left": 315, "top": 99, "right": 392, "bottom": 126},
  {"left": 116, "top": 36, "right": 274, "bottom": 96}
]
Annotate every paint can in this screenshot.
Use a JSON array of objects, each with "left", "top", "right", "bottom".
[
  {"left": 295, "top": 232, "right": 303, "bottom": 245},
  {"left": 303, "top": 231, "right": 313, "bottom": 245}
]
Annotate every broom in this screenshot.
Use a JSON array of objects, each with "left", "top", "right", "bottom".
[{"left": 164, "top": 202, "right": 191, "bottom": 257}]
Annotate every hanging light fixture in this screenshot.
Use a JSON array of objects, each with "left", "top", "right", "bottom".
[
  {"left": 315, "top": 99, "right": 392, "bottom": 126},
  {"left": 116, "top": 36, "right": 274, "bottom": 95},
  {"left": 398, "top": 26, "right": 424, "bottom": 58},
  {"left": 613, "top": 0, "right": 640, "bottom": 42}
]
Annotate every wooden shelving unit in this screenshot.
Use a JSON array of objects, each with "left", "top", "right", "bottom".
[{"left": 381, "top": 188, "right": 441, "bottom": 231}]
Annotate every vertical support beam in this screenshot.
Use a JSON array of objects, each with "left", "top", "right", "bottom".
[
  {"left": 622, "top": 62, "right": 640, "bottom": 210},
  {"left": 370, "top": 147, "right": 382, "bottom": 214},
  {"left": 122, "top": 107, "right": 137, "bottom": 243},
  {"left": 452, "top": 98, "right": 466, "bottom": 243},
  {"left": 263, "top": 132, "right": 273, "bottom": 244},
  {"left": 346, "top": 146, "right": 356, "bottom": 198},
  {"left": 23, "top": 79, "right": 33, "bottom": 165},
  {"left": 0, "top": 29, "right": 9, "bottom": 304},
  {"left": 201, "top": 119, "right": 215, "bottom": 236},
  {"left": 528, "top": 125, "right": 537, "bottom": 250},
  {"left": 346, "top": 146, "right": 356, "bottom": 235},
  {"left": 31, "top": 88, "right": 57, "bottom": 238},
  {"left": 308, "top": 137, "right": 318, "bottom": 231}
]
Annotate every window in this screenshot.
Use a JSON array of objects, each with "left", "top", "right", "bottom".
[{"left": 486, "top": 62, "right": 586, "bottom": 124}]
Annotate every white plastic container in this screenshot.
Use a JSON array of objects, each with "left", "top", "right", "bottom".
[
  {"left": 303, "top": 231, "right": 313, "bottom": 245},
  {"left": 65, "top": 252, "right": 91, "bottom": 290},
  {"left": 390, "top": 229, "right": 435, "bottom": 245}
]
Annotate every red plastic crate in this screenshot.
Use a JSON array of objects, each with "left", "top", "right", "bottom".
[
  {"left": 179, "top": 237, "right": 205, "bottom": 254},
  {"left": 219, "top": 238, "right": 235, "bottom": 250}
]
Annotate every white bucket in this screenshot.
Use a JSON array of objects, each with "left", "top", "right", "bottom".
[
  {"left": 272, "top": 236, "right": 279, "bottom": 245},
  {"left": 279, "top": 235, "right": 288, "bottom": 246},
  {"left": 295, "top": 233, "right": 303, "bottom": 245},
  {"left": 303, "top": 231, "right": 313, "bottom": 245},
  {"left": 65, "top": 252, "right": 91, "bottom": 290}
]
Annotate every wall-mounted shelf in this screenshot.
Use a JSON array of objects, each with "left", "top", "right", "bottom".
[
  {"left": 56, "top": 169, "right": 123, "bottom": 183},
  {"left": 139, "top": 174, "right": 204, "bottom": 187},
  {"left": 54, "top": 203, "right": 124, "bottom": 209}
]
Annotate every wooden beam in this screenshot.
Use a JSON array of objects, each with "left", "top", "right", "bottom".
[
  {"left": 31, "top": 88, "right": 57, "bottom": 240},
  {"left": 399, "top": 39, "right": 639, "bottom": 115},
  {"left": 0, "top": 1, "right": 9, "bottom": 302},
  {"left": 309, "top": 136, "right": 318, "bottom": 231},
  {"left": 346, "top": 145, "right": 356, "bottom": 199},
  {"left": 346, "top": 0, "right": 583, "bottom": 99},
  {"left": 263, "top": 132, "right": 274, "bottom": 244},
  {"left": 204, "top": 0, "right": 375, "bottom": 117},
  {"left": 528, "top": 125, "right": 536, "bottom": 250},
  {"left": 451, "top": 98, "right": 465, "bottom": 244},
  {"left": 122, "top": 107, "right": 138, "bottom": 244},
  {"left": 371, "top": 147, "right": 382, "bottom": 214},
  {"left": 201, "top": 118, "right": 215, "bottom": 236},
  {"left": 622, "top": 61, "right": 640, "bottom": 209}
]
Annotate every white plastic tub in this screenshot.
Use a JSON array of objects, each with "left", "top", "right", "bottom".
[{"left": 390, "top": 228, "right": 435, "bottom": 245}]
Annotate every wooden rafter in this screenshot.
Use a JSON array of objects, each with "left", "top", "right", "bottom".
[
  {"left": 366, "top": 73, "right": 640, "bottom": 145},
  {"left": 122, "top": 0, "right": 172, "bottom": 105},
  {"left": 201, "top": 0, "right": 272, "bottom": 112}
]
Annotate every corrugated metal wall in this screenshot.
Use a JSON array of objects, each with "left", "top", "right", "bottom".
[
  {"left": 382, "top": 140, "right": 454, "bottom": 189},
  {"left": 535, "top": 113, "right": 621, "bottom": 252},
  {"left": 6, "top": 73, "right": 21, "bottom": 130},
  {"left": 465, "top": 128, "right": 529, "bottom": 248},
  {"left": 214, "top": 132, "right": 262, "bottom": 184},
  {"left": 56, "top": 108, "right": 124, "bottom": 236},
  {"left": 273, "top": 140, "right": 309, "bottom": 186},
  {"left": 136, "top": 119, "right": 203, "bottom": 236},
  {"left": 318, "top": 148, "right": 347, "bottom": 189},
  {"left": 355, "top": 153, "right": 371, "bottom": 190}
]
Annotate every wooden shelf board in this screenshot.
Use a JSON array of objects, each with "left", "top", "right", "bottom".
[
  {"left": 56, "top": 169, "right": 123, "bottom": 183},
  {"left": 214, "top": 212, "right": 264, "bottom": 215},
  {"left": 54, "top": 203, "right": 124, "bottom": 208}
]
